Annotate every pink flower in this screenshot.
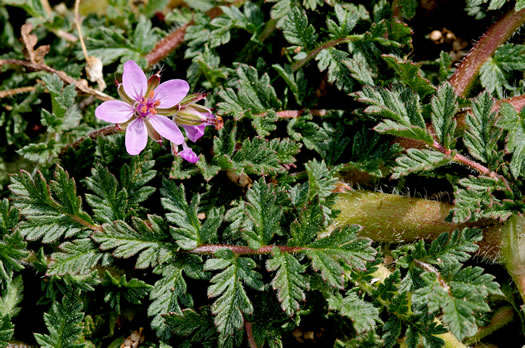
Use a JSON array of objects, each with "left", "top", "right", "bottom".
[{"left": 95, "top": 60, "right": 189, "bottom": 155}]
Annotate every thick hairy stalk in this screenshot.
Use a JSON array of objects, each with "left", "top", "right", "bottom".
[
  {"left": 449, "top": 8, "right": 525, "bottom": 97},
  {"left": 332, "top": 191, "right": 502, "bottom": 260}
]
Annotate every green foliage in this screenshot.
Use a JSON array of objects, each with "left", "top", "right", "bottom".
[
  {"left": 464, "top": 92, "right": 503, "bottom": 168},
  {"left": 93, "top": 216, "right": 174, "bottom": 269},
  {"left": 0, "top": 276, "right": 23, "bottom": 318},
  {"left": 480, "top": 44, "right": 525, "bottom": 98},
  {"left": 9, "top": 166, "right": 94, "bottom": 243},
  {"left": 102, "top": 271, "right": 152, "bottom": 313},
  {"left": 496, "top": 102, "right": 525, "bottom": 178},
  {"left": 266, "top": 248, "right": 307, "bottom": 316},
  {"left": 204, "top": 249, "right": 263, "bottom": 341},
  {"left": 34, "top": 293, "right": 85, "bottom": 348},
  {"left": 305, "top": 225, "right": 376, "bottom": 288},
  {"left": 355, "top": 86, "right": 434, "bottom": 144},
  {"left": 1, "top": 1, "right": 524, "bottom": 347}
]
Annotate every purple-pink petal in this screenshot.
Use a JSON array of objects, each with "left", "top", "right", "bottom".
[
  {"left": 179, "top": 147, "right": 199, "bottom": 163},
  {"left": 154, "top": 79, "right": 189, "bottom": 108},
  {"left": 183, "top": 125, "right": 206, "bottom": 142},
  {"left": 125, "top": 118, "right": 148, "bottom": 155},
  {"left": 122, "top": 60, "right": 147, "bottom": 101},
  {"left": 95, "top": 100, "right": 134, "bottom": 124},
  {"left": 148, "top": 115, "right": 184, "bottom": 145}
]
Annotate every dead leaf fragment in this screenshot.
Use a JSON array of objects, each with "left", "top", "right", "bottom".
[{"left": 20, "top": 23, "right": 50, "bottom": 64}]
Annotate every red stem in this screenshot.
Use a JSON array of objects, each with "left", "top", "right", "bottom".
[
  {"left": 449, "top": 8, "right": 525, "bottom": 97},
  {"left": 244, "top": 320, "right": 258, "bottom": 348},
  {"left": 191, "top": 244, "right": 304, "bottom": 255}
]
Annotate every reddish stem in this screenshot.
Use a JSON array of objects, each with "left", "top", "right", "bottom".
[
  {"left": 191, "top": 244, "right": 304, "bottom": 255},
  {"left": 449, "top": 8, "right": 525, "bottom": 97},
  {"left": 244, "top": 320, "right": 258, "bottom": 348}
]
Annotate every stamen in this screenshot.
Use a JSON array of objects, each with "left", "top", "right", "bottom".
[
  {"left": 150, "top": 108, "right": 157, "bottom": 115},
  {"left": 140, "top": 105, "right": 148, "bottom": 114},
  {"left": 148, "top": 90, "right": 155, "bottom": 99},
  {"left": 153, "top": 100, "right": 161, "bottom": 107},
  {"left": 214, "top": 116, "right": 224, "bottom": 130}
]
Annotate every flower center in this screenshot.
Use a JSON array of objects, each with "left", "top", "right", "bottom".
[{"left": 135, "top": 90, "right": 160, "bottom": 118}]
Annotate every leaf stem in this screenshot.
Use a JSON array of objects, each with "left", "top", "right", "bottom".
[
  {"left": 59, "top": 125, "right": 120, "bottom": 156},
  {"left": 0, "top": 59, "right": 113, "bottom": 101},
  {"left": 191, "top": 244, "right": 304, "bottom": 255},
  {"left": 449, "top": 8, "right": 525, "bottom": 97},
  {"left": 464, "top": 306, "right": 514, "bottom": 345},
  {"left": 292, "top": 36, "right": 360, "bottom": 72},
  {"left": 244, "top": 319, "right": 258, "bottom": 348}
]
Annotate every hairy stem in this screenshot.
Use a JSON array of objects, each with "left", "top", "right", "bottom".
[
  {"left": 0, "top": 59, "right": 113, "bottom": 101},
  {"left": 332, "top": 191, "right": 503, "bottom": 260},
  {"left": 449, "top": 8, "right": 525, "bottom": 97},
  {"left": 191, "top": 244, "right": 304, "bottom": 255},
  {"left": 292, "top": 36, "right": 360, "bottom": 71},
  {"left": 464, "top": 306, "right": 514, "bottom": 345}
]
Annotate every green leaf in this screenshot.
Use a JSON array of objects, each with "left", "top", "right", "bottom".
[
  {"left": 463, "top": 92, "right": 502, "bottom": 167},
  {"left": 0, "top": 199, "right": 18, "bottom": 236},
  {"left": 496, "top": 102, "right": 525, "bottom": 178},
  {"left": 413, "top": 264, "right": 502, "bottom": 341},
  {"left": 316, "top": 48, "right": 354, "bottom": 92},
  {"left": 338, "top": 292, "right": 381, "bottom": 333},
  {"left": 382, "top": 55, "right": 436, "bottom": 97},
  {"left": 451, "top": 175, "right": 510, "bottom": 223},
  {"left": 205, "top": 250, "right": 263, "bottom": 336},
  {"left": 163, "top": 309, "right": 216, "bottom": 345},
  {"left": 326, "top": 4, "right": 359, "bottom": 39},
  {"left": 241, "top": 180, "right": 283, "bottom": 249},
  {"left": 305, "top": 225, "right": 376, "bottom": 288},
  {"left": 480, "top": 44, "right": 525, "bottom": 98},
  {"left": 392, "top": 149, "right": 450, "bottom": 179},
  {"left": 119, "top": 151, "right": 157, "bottom": 207},
  {"left": 161, "top": 179, "right": 221, "bottom": 248},
  {"left": 149, "top": 256, "right": 207, "bottom": 340},
  {"left": 9, "top": 166, "right": 94, "bottom": 243},
  {"left": 355, "top": 86, "right": 433, "bottom": 144},
  {"left": 84, "top": 164, "right": 129, "bottom": 223},
  {"left": 290, "top": 200, "right": 325, "bottom": 245},
  {"left": 0, "top": 276, "right": 23, "bottom": 318},
  {"left": 280, "top": 6, "right": 317, "bottom": 50},
  {"left": 418, "top": 229, "right": 482, "bottom": 266},
  {"left": 266, "top": 248, "right": 307, "bottom": 316},
  {"left": 0, "top": 315, "right": 13, "bottom": 347},
  {"left": 48, "top": 238, "right": 110, "bottom": 276},
  {"left": 217, "top": 64, "right": 281, "bottom": 121},
  {"left": 517, "top": 0, "right": 525, "bottom": 11},
  {"left": 34, "top": 293, "right": 85, "bottom": 348},
  {"left": 431, "top": 83, "right": 457, "bottom": 150},
  {"left": 102, "top": 271, "right": 152, "bottom": 313},
  {"left": 93, "top": 216, "right": 173, "bottom": 269}
]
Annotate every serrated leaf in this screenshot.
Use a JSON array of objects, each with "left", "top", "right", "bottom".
[
  {"left": 339, "top": 292, "right": 381, "bottom": 333},
  {"left": 242, "top": 180, "right": 283, "bottom": 249},
  {"left": 266, "top": 248, "right": 307, "bottom": 316},
  {"left": 480, "top": 44, "right": 525, "bottom": 98},
  {"left": 163, "top": 308, "right": 216, "bottom": 344},
  {"left": 280, "top": 6, "right": 317, "bottom": 50},
  {"left": 290, "top": 200, "right": 324, "bottom": 245},
  {"left": 382, "top": 55, "right": 436, "bottom": 97},
  {"left": 217, "top": 64, "right": 281, "bottom": 120},
  {"left": 102, "top": 271, "right": 152, "bottom": 313},
  {"left": 205, "top": 250, "right": 263, "bottom": 336},
  {"left": 9, "top": 166, "right": 94, "bottom": 243},
  {"left": 93, "top": 216, "right": 173, "bottom": 269},
  {"left": 48, "top": 238, "right": 109, "bottom": 276},
  {"left": 392, "top": 149, "right": 450, "bottom": 179},
  {"left": 316, "top": 48, "right": 354, "bottom": 92},
  {"left": 161, "top": 179, "right": 221, "bottom": 248},
  {"left": 149, "top": 256, "right": 206, "bottom": 340},
  {"left": 305, "top": 225, "right": 376, "bottom": 288},
  {"left": 431, "top": 83, "right": 457, "bottom": 150},
  {"left": 0, "top": 276, "right": 23, "bottom": 318},
  {"left": 34, "top": 293, "right": 85, "bottom": 348},
  {"left": 120, "top": 151, "right": 157, "bottom": 206},
  {"left": 84, "top": 164, "right": 129, "bottom": 223},
  {"left": 355, "top": 86, "right": 433, "bottom": 144},
  {"left": 496, "top": 102, "right": 525, "bottom": 178},
  {"left": 463, "top": 92, "right": 502, "bottom": 166},
  {"left": 327, "top": 4, "right": 359, "bottom": 39}
]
